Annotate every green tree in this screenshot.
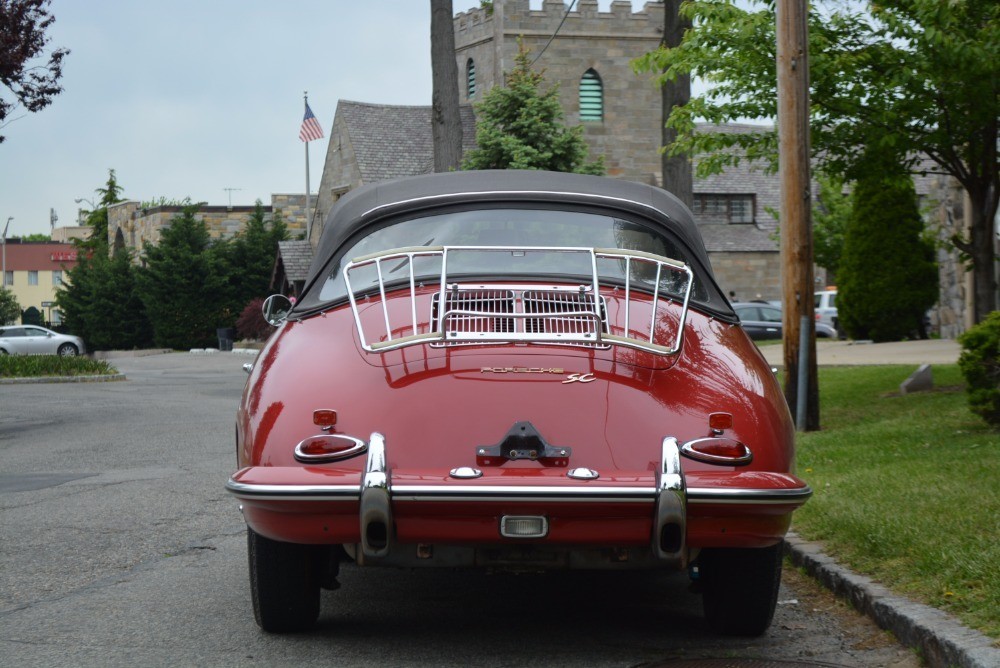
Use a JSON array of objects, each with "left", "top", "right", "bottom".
[
  {"left": 81, "top": 248, "right": 152, "bottom": 350},
  {"left": 463, "top": 41, "right": 604, "bottom": 175},
  {"left": 56, "top": 169, "right": 126, "bottom": 344},
  {"left": 77, "top": 169, "right": 125, "bottom": 248},
  {"left": 0, "top": 0, "right": 69, "bottom": 143},
  {"left": 0, "top": 287, "right": 20, "bottom": 324},
  {"left": 136, "top": 206, "right": 228, "bottom": 349},
  {"left": 216, "top": 201, "right": 288, "bottom": 318},
  {"left": 812, "top": 174, "right": 852, "bottom": 283},
  {"left": 838, "top": 149, "right": 938, "bottom": 342},
  {"left": 55, "top": 248, "right": 97, "bottom": 341},
  {"left": 634, "top": 0, "right": 999, "bottom": 323}
]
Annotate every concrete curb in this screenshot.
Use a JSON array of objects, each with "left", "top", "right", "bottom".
[
  {"left": 0, "top": 373, "right": 126, "bottom": 385},
  {"left": 785, "top": 532, "right": 999, "bottom": 668},
  {"left": 92, "top": 349, "right": 173, "bottom": 360}
]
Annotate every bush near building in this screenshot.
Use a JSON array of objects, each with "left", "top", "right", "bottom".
[{"left": 958, "top": 311, "right": 1000, "bottom": 429}]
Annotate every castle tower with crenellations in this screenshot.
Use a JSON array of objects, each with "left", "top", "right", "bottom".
[{"left": 453, "top": 0, "right": 666, "bottom": 184}]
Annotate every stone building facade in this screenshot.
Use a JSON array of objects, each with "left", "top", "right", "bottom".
[
  {"left": 454, "top": 0, "right": 665, "bottom": 183},
  {"left": 107, "top": 194, "right": 309, "bottom": 256}
]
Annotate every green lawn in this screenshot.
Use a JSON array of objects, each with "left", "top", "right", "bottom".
[{"left": 792, "top": 364, "right": 999, "bottom": 640}]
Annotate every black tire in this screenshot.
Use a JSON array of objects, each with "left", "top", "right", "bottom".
[
  {"left": 57, "top": 343, "right": 78, "bottom": 357},
  {"left": 699, "top": 540, "right": 783, "bottom": 636},
  {"left": 247, "top": 527, "right": 321, "bottom": 633}
]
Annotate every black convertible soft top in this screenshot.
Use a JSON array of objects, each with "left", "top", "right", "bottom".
[{"left": 297, "top": 170, "right": 729, "bottom": 315}]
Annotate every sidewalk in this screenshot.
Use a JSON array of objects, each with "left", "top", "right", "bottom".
[{"left": 761, "top": 338, "right": 961, "bottom": 367}]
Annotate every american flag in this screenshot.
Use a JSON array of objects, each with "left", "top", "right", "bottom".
[{"left": 299, "top": 102, "right": 324, "bottom": 142}]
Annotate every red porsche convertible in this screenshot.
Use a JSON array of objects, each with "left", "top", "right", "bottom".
[{"left": 226, "top": 170, "right": 811, "bottom": 635}]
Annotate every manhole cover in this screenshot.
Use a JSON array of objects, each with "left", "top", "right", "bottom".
[{"left": 644, "top": 661, "right": 848, "bottom": 668}]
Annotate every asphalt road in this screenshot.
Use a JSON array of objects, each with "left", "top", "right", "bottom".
[{"left": 0, "top": 353, "right": 920, "bottom": 667}]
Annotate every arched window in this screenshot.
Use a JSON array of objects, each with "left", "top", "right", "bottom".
[
  {"left": 579, "top": 69, "right": 603, "bottom": 122},
  {"left": 467, "top": 58, "right": 476, "bottom": 99}
]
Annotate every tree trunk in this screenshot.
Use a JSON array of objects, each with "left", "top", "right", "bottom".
[
  {"left": 661, "top": 0, "right": 692, "bottom": 208},
  {"left": 967, "top": 190, "right": 999, "bottom": 323},
  {"left": 430, "top": 0, "right": 463, "bottom": 172}
]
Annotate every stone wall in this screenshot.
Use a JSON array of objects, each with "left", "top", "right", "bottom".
[
  {"left": 312, "top": 111, "right": 361, "bottom": 246},
  {"left": 107, "top": 195, "right": 308, "bottom": 255},
  {"left": 929, "top": 176, "right": 973, "bottom": 338},
  {"left": 709, "top": 251, "right": 783, "bottom": 303}
]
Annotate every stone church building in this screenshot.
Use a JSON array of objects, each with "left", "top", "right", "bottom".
[{"left": 311, "top": 0, "right": 789, "bottom": 302}]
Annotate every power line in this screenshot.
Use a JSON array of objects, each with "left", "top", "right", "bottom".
[{"left": 531, "top": 0, "right": 578, "bottom": 65}]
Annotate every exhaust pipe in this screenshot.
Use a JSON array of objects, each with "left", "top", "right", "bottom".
[
  {"left": 653, "top": 437, "right": 687, "bottom": 567},
  {"left": 360, "top": 432, "right": 392, "bottom": 561}
]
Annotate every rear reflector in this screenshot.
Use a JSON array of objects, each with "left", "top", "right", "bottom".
[
  {"left": 708, "top": 412, "right": 733, "bottom": 431},
  {"left": 500, "top": 516, "right": 548, "bottom": 538},
  {"left": 680, "top": 437, "right": 753, "bottom": 466},
  {"left": 313, "top": 409, "right": 338, "bottom": 427}
]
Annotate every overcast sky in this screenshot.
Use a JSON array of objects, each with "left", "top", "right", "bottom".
[{"left": 1, "top": 1, "right": 654, "bottom": 239}]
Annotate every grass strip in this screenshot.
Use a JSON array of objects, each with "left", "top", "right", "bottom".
[
  {"left": 793, "top": 364, "right": 999, "bottom": 640},
  {"left": 0, "top": 355, "right": 118, "bottom": 378}
]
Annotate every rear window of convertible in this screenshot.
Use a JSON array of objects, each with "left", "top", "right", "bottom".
[{"left": 315, "top": 208, "right": 716, "bottom": 306}]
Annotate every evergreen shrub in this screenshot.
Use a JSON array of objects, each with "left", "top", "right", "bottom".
[
  {"left": 957, "top": 311, "right": 1000, "bottom": 429},
  {"left": 837, "top": 148, "right": 937, "bottom": 342}
]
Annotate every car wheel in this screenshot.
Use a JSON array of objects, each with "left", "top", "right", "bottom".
[
  {"left": 57, "top": 343, "right": 79, "bottom": 357},
  {"left": 247, "top": 526, "right": 321, "bottom": 632},
  {"left": 699, "top": 540, "right": 783, "bottom": 636}
]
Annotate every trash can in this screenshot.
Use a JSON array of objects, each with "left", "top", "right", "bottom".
[{"left": 217, "top": 327, "right": 236, "bottom": 351}]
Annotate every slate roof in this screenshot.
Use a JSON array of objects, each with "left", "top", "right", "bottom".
[
  {"left": 276, "top": 240, "right": 313, "bottom": 282},
  {"left": 338, "top": 101, "right": 479, "bottom": 183},
  {"left": 698, "top": 223, "right": 778, "bottom": 253}
]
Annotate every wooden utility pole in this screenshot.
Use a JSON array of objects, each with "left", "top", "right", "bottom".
[{"left": 776, "top": 0, "right": 819, "bottom": 430}]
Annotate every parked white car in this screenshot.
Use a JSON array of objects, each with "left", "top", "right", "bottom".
[
  {"left": 814, "top": 288, "right": 840, "bottom": 337},
  {"left": 0, "top": 325, "right": 86, "bottom": 356}
]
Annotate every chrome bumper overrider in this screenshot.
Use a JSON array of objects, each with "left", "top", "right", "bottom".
[{"left": 225, "top": 433, "right": 812, "bottom": 567}]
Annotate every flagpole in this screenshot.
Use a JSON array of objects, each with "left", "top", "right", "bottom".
[{"left": 304, "top": 91, "right": 312, "bottom": 242}]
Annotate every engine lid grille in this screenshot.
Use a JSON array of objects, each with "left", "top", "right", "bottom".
[{"left": 430, "top": 287, "right": 608, "bottom": 345}]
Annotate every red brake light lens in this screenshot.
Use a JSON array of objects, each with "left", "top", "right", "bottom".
[
  {"left": 294, "top": 434, "right": 366, "bottom": 463},
  {"left": 680, "top": 437, "right": 752, "bottom": 466}
]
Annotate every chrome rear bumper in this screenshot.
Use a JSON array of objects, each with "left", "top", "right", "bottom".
[{"left": 225, "top": 432, "right": 811, "bottom": 568}]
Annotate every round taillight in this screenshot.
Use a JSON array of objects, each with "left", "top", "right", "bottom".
[
  {"left": 294, "top": 434, "right": 367, "bottom": 463},
  {"left": 680, "top": 437, "right": 753, "bottom": 466}
]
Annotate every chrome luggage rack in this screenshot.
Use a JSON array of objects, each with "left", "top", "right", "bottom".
[{"left": 343, "top": 246, "right": 693, "bottom": 356}]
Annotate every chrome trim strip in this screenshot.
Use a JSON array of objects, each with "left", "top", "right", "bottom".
[
  {"left": 391, "top": 484, "right": 655, "bottom": 502},
  {"left": 225, "top": 478, "right": 810, "bottom": 506},
  {"left": 224, "top": 479, "right": 359, "bottom": 500},
  {"left": 687, "top": 485, "right": 813, "bottom": 505}
]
